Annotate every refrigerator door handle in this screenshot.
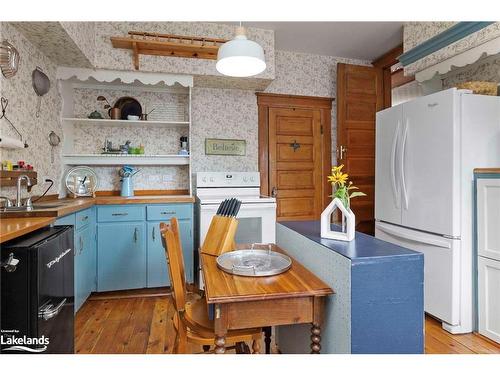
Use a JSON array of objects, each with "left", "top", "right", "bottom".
[
  {"left": 377, "top": 222, "right": 451, "bottom": 249},
  {"left": 390, "top": 120, "right": 401, "bottom": 208},
  {"left": 400, "top": 118, "right": 409, "bottom": 210}
]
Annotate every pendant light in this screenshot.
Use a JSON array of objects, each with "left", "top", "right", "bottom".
[{"left": 216, "top": 23, "right": 266, "bottom": 77}]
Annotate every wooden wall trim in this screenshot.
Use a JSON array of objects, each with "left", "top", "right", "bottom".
[
  {"left": 256, "top": 92, "right": 333, "bottom": 109},
  {"left": 372, "top": 44, "right": 403, "bottom": 69},
  {"left": 391, "top": 69, "right": 415, "bottom": 89}
]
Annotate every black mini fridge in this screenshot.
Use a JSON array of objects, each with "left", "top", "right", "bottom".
[{"left": 1, "top": 226, "right": 74, "bottom": 354}]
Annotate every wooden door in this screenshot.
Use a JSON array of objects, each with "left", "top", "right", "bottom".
[
  {"left": 337, "top": 63, "right": 383, "bottom": 235},
  {"left": 269, "top": 107, "right": 323, "bottom": 221},
  {"left": 257, "top": 93, "right": 333, "bottom": 222}
]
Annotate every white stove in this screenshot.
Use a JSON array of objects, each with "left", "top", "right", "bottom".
[{"left": 195, "top": 172, "right": 277, "bottom": 288}]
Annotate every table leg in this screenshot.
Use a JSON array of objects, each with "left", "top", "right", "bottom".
[
  {"left": 252, "top": 339, "right": 261, "bottom": 354},
  {"left": 310, "top": 324, "right": 321, "bottom": 354},
  {"left": 214, "top": 304, "right": 228, "bottom": 354},
  {"left": 264, "top": 326, "right": 272, "bottom": 354},
  {"left": 215, "top": 336, "right": 226, "bottom": 354}
]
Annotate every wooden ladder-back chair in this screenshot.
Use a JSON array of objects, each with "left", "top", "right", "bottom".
[{"left": 160, "top": 218, "right": 262, "bottom": 354}]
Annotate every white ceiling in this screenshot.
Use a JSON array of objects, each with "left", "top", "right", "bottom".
[{"left": 222, "top": 22, "right": 404, "bottom": 61}]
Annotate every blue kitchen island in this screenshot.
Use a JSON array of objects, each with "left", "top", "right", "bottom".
[{"left": 276, "top": 221, "right": 424, "bottom": 354}]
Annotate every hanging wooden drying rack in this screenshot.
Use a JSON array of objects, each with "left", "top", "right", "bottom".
[{"left": 110, "top": 31, "right": 228, "bottom": 70}]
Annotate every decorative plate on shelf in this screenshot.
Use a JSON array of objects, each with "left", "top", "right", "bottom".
[
  {"left": 113, "top": 96, "right": 142, "bottom": 120},
  {"left": 65, "top": 166, "right": 99, "bottom": 197}
]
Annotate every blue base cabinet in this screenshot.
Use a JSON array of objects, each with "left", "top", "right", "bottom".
[
  {"left": 147, "top": 219, "right": 193, "bottom": 288},
  {"left": 55, "top": 203, "right": 193, "bottom": 302},
  {"left": 97, "top": 203, "right": 193, "bottom": 291},
  {"left": 55, "top": 207, "right": 96, "bottom": 313},
  {"left": 97, "top": 222, "right": 146, "bottom": 291}
]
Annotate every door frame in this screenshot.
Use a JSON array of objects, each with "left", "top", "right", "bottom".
[
  {"left": 256, "top": 93, "right": 334, "bottom": 211},
  {"left": 371, "top": 44, "right": 415, "bottom": 109}
]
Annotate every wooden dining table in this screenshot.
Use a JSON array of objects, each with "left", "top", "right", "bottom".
[{"left": 200, "top": 244, "right": 334, "bottom": 354}]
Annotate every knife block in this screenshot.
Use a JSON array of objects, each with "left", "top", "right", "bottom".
[{"left": 200, "top": 214, "right": 239, "bottom": 256}]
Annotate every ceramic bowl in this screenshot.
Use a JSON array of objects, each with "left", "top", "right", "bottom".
[{"left": 127, "top": 115, "right": 140, "bottom": 121}]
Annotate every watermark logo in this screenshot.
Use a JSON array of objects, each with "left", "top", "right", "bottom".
[{"left": 1, "top": 330, "right": 49, "bottom": 353}]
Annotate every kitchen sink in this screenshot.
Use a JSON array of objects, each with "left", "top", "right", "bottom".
[
  {"left": 1, "top": 203, "right": 66, "bottom": 212},
  {"left": 32, "top": 203, "right": 67, "bottom": 209}
]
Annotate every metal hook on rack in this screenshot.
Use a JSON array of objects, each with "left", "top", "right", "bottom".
[{"left": 0, "top": 96, "right": 28, "bottom": 148}]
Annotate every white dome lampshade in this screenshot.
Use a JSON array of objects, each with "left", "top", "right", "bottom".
[{"left": 216, "top": 26, "right": 266, "bottom": 77}]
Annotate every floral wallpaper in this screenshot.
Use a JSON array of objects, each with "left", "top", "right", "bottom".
[
  {"left": 0, "top": 22, "right": 63, "bottom": 199},
  {"left": 403, "top": 22, "right": 456, "bottom": 52},
  {"left": 191, "top": 87, "right": 259, "bottom": 173},
  {"left": 93, "top": 21, "right": 275, "bottom": 90},
  {"left": 9, "top": 22, "right": 93, "bottom": 68},
  {"left": 71, "top": 87, "right": 189, "bottom": 122},
  {"left": 60, "top": 22, "right": 96, "bottom": 66},
  {"left": 93, "top": 166, "right": 189, "bottom": 191},
  {"left": 266, "top": 50, "right": 371, "bottom": 166},
  {"left": 1, "top": 22, "right": 372, "bottom": 197},
  {"left": 403, "top": 22, "right": 500, "bottom": 76},
  {"left": 190, "top": 50, "right": 370, "bottom": 173}
]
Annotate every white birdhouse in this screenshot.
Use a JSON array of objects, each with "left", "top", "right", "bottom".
[{"left": 320, "top": 197, "right": 355, "bottom": 241}]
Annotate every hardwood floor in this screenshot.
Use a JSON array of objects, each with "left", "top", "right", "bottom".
[
  {"left": 75, "top": 292, "right": 500, "bottom": 354},
  {"left": 424, "top": 315, "right": 500, "bottom": 354}
]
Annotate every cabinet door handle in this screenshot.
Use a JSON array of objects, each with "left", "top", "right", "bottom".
[
  {"left": 79, "top": 236, "right": 84, "bottom": 255},
  {"left": 160, "top": 211, "right": 175, "bottom": 215},
  {"left": 152, "top": 226, "right": 156, "bottom": 241},
  {"left": 82, "top": 215, "right": 89, "bottom": 221},
  {"left": 134, "top": 228, "right": 138, "bottom": 243},
  {"left": 112, "top": 213, "right": 128, "bottom": 216}
]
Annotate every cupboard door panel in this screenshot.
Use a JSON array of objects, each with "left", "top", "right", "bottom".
[
  {"left": 147, "top": 220, "right": 193, "bottom": 288},
  {"left": 477, "top": 179, "right": 500, "bottom": 261},
  {"left": 97, "top": 222, "right": 146, "bottom": 291},
  {"left": 478, "top": 257, "right": 500, "bottom": 343}
]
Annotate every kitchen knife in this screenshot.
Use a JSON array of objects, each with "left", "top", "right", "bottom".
[
  {"left": 215, "top": 202, "right": 224, "bottom": 215},
  {"left": 220, "top": 199, "right": 229, "bottom": 216},
  {"left": 227, "top": 198, "right": 237, "bottom": 217},
  {"left": 233, "top": 200, "right": 241, "bottom": 217}
]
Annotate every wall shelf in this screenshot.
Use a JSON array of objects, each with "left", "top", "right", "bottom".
[
  {"left": 62, "top": 117, "right": 189, "bottom": 128},
  {"left": 62, "top": 154, "right": 190, "bottom": 166}
]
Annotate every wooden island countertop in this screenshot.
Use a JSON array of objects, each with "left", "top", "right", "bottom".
[{"left": 0, "top": 217, "right": 56, "bottom": 243}]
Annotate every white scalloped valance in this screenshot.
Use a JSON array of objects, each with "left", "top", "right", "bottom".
[
  {"left": 56, "top": 67, "right": 193, "bottom": 87},
  {"left": 415, "top": 37, "right": 500, "bottom": 82}
]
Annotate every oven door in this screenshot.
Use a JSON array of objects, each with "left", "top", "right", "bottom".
[{"left": 199, "top": 202, "right": 276, "bottom": 246}]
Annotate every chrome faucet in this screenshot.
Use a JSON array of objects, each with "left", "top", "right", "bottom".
[
  {"left": 16, "top": 175, "right": 32, "bottom": 208},
  {"left": 0, "top": 196, "right": 13, "bottom": 208}
]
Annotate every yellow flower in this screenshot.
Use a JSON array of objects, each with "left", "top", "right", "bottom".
[
  {"left": 327, "top": 170, "right": 349, "bottom": 186},
  {"left": 332, "top": 164, "right": 344, "bottom": 174}
]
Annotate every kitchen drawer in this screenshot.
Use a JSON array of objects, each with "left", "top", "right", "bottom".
[
  {"left": 146, "top": 204, "right": 192, "bottom": 221},
  {"left": 97, "top": 205, "right": 145, "bottom": 222},
  {"left": 75, "top": 208, "right": 92, "bottom": 231}
]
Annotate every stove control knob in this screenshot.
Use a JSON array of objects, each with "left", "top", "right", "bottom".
[
  {"left": 202, "top": 177, "right": 207, "bottom": 182},
  {"left": 243, "top": 177, "right": 248, "bottom": 182},
  {"left": 210, "top": 177, "right": 214, "bottom": 182},
  {"left": 250, "top": 177, "right": 255, "bottom": 182}
]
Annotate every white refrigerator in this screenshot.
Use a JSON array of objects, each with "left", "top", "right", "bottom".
[{"left": 374, "top": 88, "right": 500, "bottom": 334}]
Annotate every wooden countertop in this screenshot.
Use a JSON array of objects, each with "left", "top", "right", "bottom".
[
  {"left": 0, "top": 194, "right": 195, "bottom": 242},
  {"left": 0, "top": 195, "right": 195, "bottom": 219},
  {"left": 474, "top": 168, "right": 500, "bottom": 174},
  {"left": 0, "top": 217, "right": 56, "bottom": 243},
  {"left": 94, "top": 195, "right": 195, "bottom": 205}
]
